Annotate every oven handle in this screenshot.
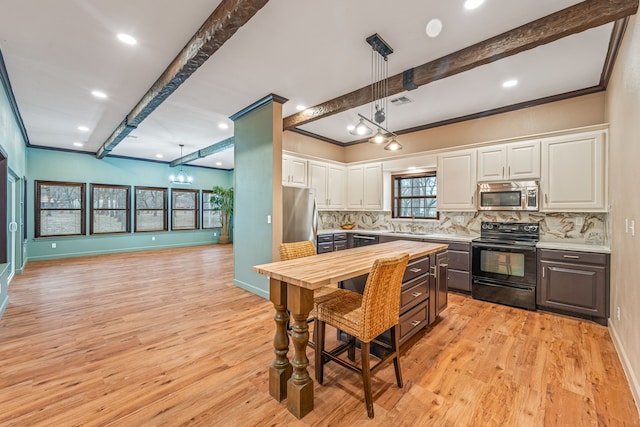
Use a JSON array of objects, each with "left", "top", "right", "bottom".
[
  {"left": 473, "top": 278, "right": 535, "bottom": 292},
  {"left": 472, "top": 242, "right": 537, "bottom": 252}
]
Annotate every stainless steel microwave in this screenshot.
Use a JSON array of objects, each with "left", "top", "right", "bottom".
[{"left": 477, "top": 180, "right": 539, "bottom": 211}]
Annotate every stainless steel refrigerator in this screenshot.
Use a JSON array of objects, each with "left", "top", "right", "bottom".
[{"left": 282, "top": 186, "right": 317, "bottom": 243}]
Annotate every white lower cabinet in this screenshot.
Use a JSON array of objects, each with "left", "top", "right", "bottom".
[
  {"left": 540, "top": 130, "right": 607, "bottom": 212},
  {"left": 308, "top": 160, "right": 346, "bottom": 209},
  {"left": 437, "top": 149, "right": 477, "bottom": 211},
  {"left": 347, "top": 163, "right": 382, "bottom": 210}
]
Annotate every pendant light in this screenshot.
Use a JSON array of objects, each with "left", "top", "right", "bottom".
[{"left": 169, "top": 144, "right": 193, "bottom": 184}]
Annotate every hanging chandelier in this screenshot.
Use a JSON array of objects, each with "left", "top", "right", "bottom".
[
  {"left": 349, "top": 33, "right": 402, "bottom": 151},
  {"left": 169, "top": 144, "right": 193, "bottom": 184}
]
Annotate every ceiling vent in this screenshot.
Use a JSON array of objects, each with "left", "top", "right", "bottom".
[{"left": 390, "top": 96, "right": 413, "bottom": 106}]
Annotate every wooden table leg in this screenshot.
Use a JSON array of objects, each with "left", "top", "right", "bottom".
[
  {"left": 269, "top": 279, "right": 291, "bottom": 402},
  {"left": 286, "top": 284, "right": 314, "bottom": 419}
]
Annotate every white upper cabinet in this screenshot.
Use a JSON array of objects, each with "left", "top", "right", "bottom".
[
  {"left": 540, "top": 130, "right": 607, "bottom": 212},
  {"left": 347, "top": 163, "right": 383, "bottom": 210},
  {"left": 437, "top": 149, "right": 477, "bottom": 211},
  {"left": 282, "top": 154, "right": 307, "bottom": 187},
  {"left": 477, "top": 140, "right": 540, "bottom": 181},
  {"left": 309, "top": 160, "right": 346, "bottom": 209}
]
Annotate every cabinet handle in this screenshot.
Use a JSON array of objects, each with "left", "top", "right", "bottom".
[
  {"left": 545, "top": 193, "right": 548, "bottom": 204},
  {"left": 563, "top": 255, "right": 580, "bottom": 259},
  {"left": 471, "top": 195, "right": 474, "bottom": 205},
  {"left": 508, "top": 166, "right": 511, "bottom": 177},
  {"left": 542, "top": 267, "right": 545, "bottom": 278},
  {"left": 409, "top": 268, "right": 422, "bottom": 273},
  {"left": 410, "top": 320, "right": 421, "bottom": 327},
  {"left": 411, "top": 292, "right": 422, "bottom": 297},
  {"left": 502, "top": 166, "right": 505, "bottom": 177}
]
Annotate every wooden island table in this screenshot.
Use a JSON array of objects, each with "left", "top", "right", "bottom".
[{"left": 253, "top": 240, "right": 448, "bottom": 419}]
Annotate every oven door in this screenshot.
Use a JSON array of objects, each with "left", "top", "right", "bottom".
[{"left": 471, "top": 241, "right": 537, "bottom": 286}]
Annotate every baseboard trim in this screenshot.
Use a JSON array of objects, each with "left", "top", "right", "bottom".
[
  {"left": 26, "top": 241, "right": 214, "bottom": 262},
  {"left": 609, "top": 322, "right": 640, "bottom": 416},
  {"left": 0, "top": 294, "right": 8, "bottom": 318},
  {"left": 233, "top": 279, "right": 269, "bottom": 299}
]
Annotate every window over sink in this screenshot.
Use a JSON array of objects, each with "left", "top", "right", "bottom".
[{"left": 391, "top": 172, "right": 438, "bottom": 219}]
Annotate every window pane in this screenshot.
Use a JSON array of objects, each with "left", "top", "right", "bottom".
[
  {"left": 93, "top": 210, "right": 128, "bottom": 233},
  {"left": 173, "top": 191, "right": 196, "bottom": 209},
  {"left": 173, "top": 211, "right": 196, "bottom": 229},
  {"left": 136, "top": 210, "right": 165, "bottom": 231},
  {"left": 94, "top": 187, "right": 127, "bottom": 208},
  {"left": 39, "top": 210, "right": 82, "bottom": 236},
  {"left": 203, "top": 211, "right": 221, "bottom": 228},
  {"left": 136, "top": 189, "right": 165, "bottom": 209},
  {"left": 40, "top": 185, "right": 82, "bottom": 209},
  {"left": 392, "top": 172, "right": 438, "bottom": 220}
]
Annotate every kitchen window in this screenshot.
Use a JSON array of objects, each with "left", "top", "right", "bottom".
[
  {"left": 90, "top": 184, "right": 130, "bottom": 234},
  {"left": 171, "top": 189, "right": 199, "bottom": 230},
  {"left": 201, "top": 189, "right": 221, "bottom": 229},
  {"left": 135, "top": 186, "right": 168, "bottom": 232},
  {"left": 391, "top": 172, "right": 438, "bottom": 219},
  {"left": 35, "top": 180, "right": 86, "bottom": 237}
]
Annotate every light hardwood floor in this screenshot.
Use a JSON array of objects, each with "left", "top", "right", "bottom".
[{"left": 0, "top": 245, "right": 637, "bottom": 426}]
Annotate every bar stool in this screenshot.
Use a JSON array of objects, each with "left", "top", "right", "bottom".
[
  {"left": 279, "top": 241, "right": 341, "bottom": 346},
  {"left": 313, "top": 252, "right": 409, "bottom": 418}
]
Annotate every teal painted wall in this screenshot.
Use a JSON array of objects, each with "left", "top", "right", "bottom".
[
  {"left": 233, "top": 103, "right": 276, "bottom": 298},
  {"left": 27, "top": 148, "right": 233, "bottom": 260},
  {"left": 0, "top": 67, "right": 28, "bottom": 317}
]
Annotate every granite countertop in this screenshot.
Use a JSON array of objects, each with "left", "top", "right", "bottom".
[
  {"left": 536, "top": 241, "right": 611, "bottom": 254},
  {"left": 318, "top": 229, "right": 476, "bottom": 243},
  {"left": 318, "top": 229, "right": 611, "bottom": 253}
]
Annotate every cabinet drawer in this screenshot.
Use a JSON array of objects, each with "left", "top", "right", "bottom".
[
  {"left": 400, "top": 277, "right": 428, "bottom": 311},
  {"left": 447, "top": 250, "right": 470, "bottom": 271},
  {"left": 317, "top": 242, "right": 334, "bottom": 254},
  {"left": 403, "top": 256, "right": 429, "bottom": 282},
  {"left": 448, "top": 269, "right": 471, "bottom": 292},
  {"left": 334, "top": 241, "right": 347, "bottom": 251},
  {"left": 400, "top": 302, "right": 428, "bottom": 343},
  {"left": 333, "top": 232, "right": 347, "bottom": 241},
  {"left": 317, "top": 234, "right": 333, "bottom": 243},
  {"left": 538, "top": 249, "right": 608, "bottom": 265}
]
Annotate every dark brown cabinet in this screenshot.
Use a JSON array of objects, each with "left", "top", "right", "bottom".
[
  {"left": 317, "top": 232, "right": 348, "bottom": 253},
  {"left": 537, "top": 249, "right": 610, "bottom": 325},
  {"left": 425, "top": 239, "right": 471, "bottom": 293}
]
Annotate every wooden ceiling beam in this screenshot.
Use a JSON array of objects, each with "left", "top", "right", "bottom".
[
  {"left": 283, "top": 0, "right": 639, "bottom": 130},
  {"left": 96, "top": 0, "right": 270, "bottom": 159}
]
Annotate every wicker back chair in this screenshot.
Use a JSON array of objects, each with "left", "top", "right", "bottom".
[
  {"left": 278, "top": 241, "right": 340, "bottom": 346},
  {"left": 314, "top": 252, "right": 410, "bottom": 418},
  {"left": 279, "top": 240, "right": 316, "bottom": 261}
]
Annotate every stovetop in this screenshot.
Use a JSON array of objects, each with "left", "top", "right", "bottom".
[{"left": 474, "top": 222, "right": 540, "bottom": 246}]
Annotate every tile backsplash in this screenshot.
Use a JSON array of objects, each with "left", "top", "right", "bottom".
[{"left": 319, "top": 210, "right": 608, "bottom": 245}]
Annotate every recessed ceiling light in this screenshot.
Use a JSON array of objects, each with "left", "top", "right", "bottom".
[
  {"left": 426, "top": 19, "right": 443, "bottom": 38},
  {"left": 296, "top": 105, "right": 307, "bottom": 111},
  {"left": 502, "top": 79, "right": 519, "bottom": 88},
  {"left": 155, "top": 154, "right": 164, "bottom": 159},
  {"left": 117, "top": 33, "right": 137, "bottom": 45},
  {"left": 91, "top": 90, "right": 107, "bottom": 99},
  {"left": 77, "top": 125, "right": 89, "bottom": 132},
  {"left": 215, "top": 161, "right": 222, "bottom": 166},
  {"left": 73, "top": 142, "right": 84, "bottom": 147},
  {"left": 218, "top": 122, "right": 229, "bottom": 130},
  {"left": 346, "top": 125, "right": 355, "bottom": 131},
  {"left": 464, "top": 0, "right": 485, "bottom": 10}
]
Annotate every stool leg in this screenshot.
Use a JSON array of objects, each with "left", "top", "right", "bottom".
[
  {"left": 361, "top": 341, "right": 374, "bottom": 418},
  {"left": 391, "top": 324, "right": 403, "bottom": 388},
  {"left": 347, "top": 334, "right": 356, "bottom": 362},
  {"left": 315, "top": 320, "right": 326, "bottom": 384}
]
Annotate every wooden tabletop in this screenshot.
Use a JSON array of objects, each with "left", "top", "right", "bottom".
[{"left": 253, "top": 240, "right": 448, "bottom": 290}]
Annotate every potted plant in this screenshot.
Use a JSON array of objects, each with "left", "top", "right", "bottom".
[{"left": 210, "top": 185, "right": 234, "bottom": 244}]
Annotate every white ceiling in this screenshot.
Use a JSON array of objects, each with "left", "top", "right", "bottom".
[{"left": 0, "top": 0, "right": 618, "bottom": 170}]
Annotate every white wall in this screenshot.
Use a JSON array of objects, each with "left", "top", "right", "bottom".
[{"left": 605, "top": 15, "right": 640, "bottom": 413}]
